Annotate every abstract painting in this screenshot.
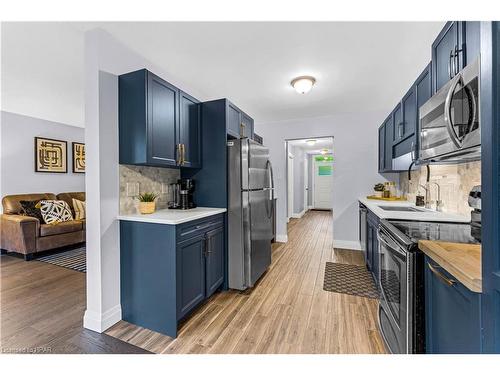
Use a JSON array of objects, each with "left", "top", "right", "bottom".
[
  {"left": 72, "top": 142, "right": 85, "bottom": 173},
  {"left": 34, "top": 137, "right": 67, "bottom": 173}
]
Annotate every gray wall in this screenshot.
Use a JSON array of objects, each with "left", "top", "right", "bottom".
[{"left": 0, "top": 111, "right": 85, "bottom": 208}]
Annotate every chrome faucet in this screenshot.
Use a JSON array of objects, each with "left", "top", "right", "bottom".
[
  {"left": 431, "top": 182, "right": 443, "bottom": 212},
  {"left": 419, "top": 184, "right": 432, "bottom": 209}
]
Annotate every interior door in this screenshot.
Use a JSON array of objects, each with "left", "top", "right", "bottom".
[{"left": 313, "top": 157, "right": 333, "bottom": 209}]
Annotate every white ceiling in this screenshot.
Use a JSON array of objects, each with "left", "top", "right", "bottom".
[
  {"left": 1, "top": 21, "right": 444, "bottom": 128},
  {"left": 288, "top": 137, "right": 333, "bottom": 155}
]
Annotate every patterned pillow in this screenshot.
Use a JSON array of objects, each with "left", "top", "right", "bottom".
[
  {"left": 72, "top": 198, "right": 86, "bottom": 220},
  {"left": 39, "top": 200, "right": 74, "bottom": 224},
  {"left": 19, "top": 200, "right": 45, "bottom": 223}
]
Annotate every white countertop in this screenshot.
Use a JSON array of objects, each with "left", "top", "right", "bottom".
[
  {"left": 117, "top": 207, "right": 227, "bottom": 225},
  {"left": 358, "top": 197, "right": 470, "bottom": 223}
]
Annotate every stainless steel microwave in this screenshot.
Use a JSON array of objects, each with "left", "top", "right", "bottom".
[{"left": 419, "top": 57, "right": 480, "bottom": 162}]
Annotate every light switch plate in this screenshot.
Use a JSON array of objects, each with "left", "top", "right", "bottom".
[{"left": 126, "top": 182, "right": 139, "bottom": 197}]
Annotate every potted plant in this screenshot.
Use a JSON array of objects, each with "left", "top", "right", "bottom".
[
  {"left": 373, "top": 183, "right": 385, "bottom": 198},
  {"left": 137, "top": 192, "right": 159, "bottom": 214}
]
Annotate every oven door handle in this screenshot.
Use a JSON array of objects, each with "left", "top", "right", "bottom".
[{"left": 377, "top": 230, "right": 406, "bottom": 257}]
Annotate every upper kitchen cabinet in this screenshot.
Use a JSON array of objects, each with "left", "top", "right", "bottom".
[
  {"left": 378, "top": 114, "right": 393, "bottom": 173},
  {"left": 432, "top": 21, "right": 480, "bottom": 93},
  {"left": 119, "top": 69, "right": 201, "bottom": 168},
  {"left": 178, "top": 91, "right": 201, "bottom": 168},
  {"left": 378, "top": 124, "right": 385, "bottom": 173},
  {"left": 392, "top": 103, "right": 403, "bottom": 143},
  {"left": 226, "top": 100, "right": 254, "bottom": 139}
]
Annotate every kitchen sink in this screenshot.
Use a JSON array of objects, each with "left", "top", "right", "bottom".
[{"left": 379, "top": 206, "right": 424, "bottom": 212}]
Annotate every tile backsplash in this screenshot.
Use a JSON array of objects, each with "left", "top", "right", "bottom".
[
  {"left": 399, "top": 161, "right": 481, "bottom": 217},
  {"left": 119, "top": 164, "right": 180, "bottom": 214}
]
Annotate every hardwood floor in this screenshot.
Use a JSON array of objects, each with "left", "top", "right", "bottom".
[
  {"left": 105, "top": 210, "right": 387, "bottom": 354},
  {"left": 0, "top": 254, "right": 149, "bottom": 354}
]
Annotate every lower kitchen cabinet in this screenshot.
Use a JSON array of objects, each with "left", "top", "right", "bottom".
[
  {"left": 366, "top": 211, "right": 380, "bottom": 284},
  {"left": 120, "top": 214, "right": 225, "bottom": 338},
  {"left": 425, "top": 256, "right": 482, "bottom": 353}
]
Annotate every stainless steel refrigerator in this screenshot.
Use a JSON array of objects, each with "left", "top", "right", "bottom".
[{"left": 228, "top": 138, "right": 274, "bottom": 290}]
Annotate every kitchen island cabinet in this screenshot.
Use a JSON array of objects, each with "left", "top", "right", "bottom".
[{"left": 119, "top": 210, "right": 226, "bottom": 338}]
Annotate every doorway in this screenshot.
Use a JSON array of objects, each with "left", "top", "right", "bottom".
[{"left": 285, "top": 137, "right": 334, "bottom": 224}]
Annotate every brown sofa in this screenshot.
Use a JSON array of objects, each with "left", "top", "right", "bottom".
[{"left": 0, "top": 192, "right": 85, "bottom": 260}]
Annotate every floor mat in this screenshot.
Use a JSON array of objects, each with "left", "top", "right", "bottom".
[
  {"left": 323, "top": 262, "right": 379, "bottom": 299},
  {"left": 37, "top": 247, "right": 86, "bottom": 272}
]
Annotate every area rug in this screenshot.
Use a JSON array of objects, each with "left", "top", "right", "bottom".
[
  {"left": 323, "top": 262, "right": 379, "bottom": 299},
  {"left": 37, "top": 247, "right": 86, "bottom": 273}
]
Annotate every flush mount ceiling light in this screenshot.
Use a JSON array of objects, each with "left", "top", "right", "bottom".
[
  {"left": 306, "top": 139, "right": 317, "bottom": 146},
  {"left": 291, "top": 76, "right": 316, "bottom": 94}
]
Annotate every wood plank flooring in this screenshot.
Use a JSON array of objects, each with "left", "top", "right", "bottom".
[
  {"left": 0, "top": 254, "right": 149, "bottom": 354},
  {"left": 105, "top": 210, "right": 387, "bottom": 354}
]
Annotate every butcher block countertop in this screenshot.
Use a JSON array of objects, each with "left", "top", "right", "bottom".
[{"left": 418, "top": 240, "right": 482, "bottom": 293}]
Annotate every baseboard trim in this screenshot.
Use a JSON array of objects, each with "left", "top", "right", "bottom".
[
  {"left": 333, "top": 240, "right": 362, "bottom": 251},
  {"left": 275, "top": 234, "right": 288, "bottom": 243},
  {"left": 83, "top": 304, "right": 122, "bottom": 333},
  {"left": 291, "top": 209, "right": 306, "bottom": 219}
]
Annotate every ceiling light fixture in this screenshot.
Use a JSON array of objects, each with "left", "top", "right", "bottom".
[
  {"left": 291, "top": 76, "right": 316, "bottom": 94},
  {"left": 306, "top": 139, "right": 317, "bottom": 146}
]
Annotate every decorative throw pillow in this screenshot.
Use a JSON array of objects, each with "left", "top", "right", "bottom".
[
  {"left": 19, "top": 200, "right": 45, "bottom": 223},
  {"left": 72, "top": 198, "right": 86, "bottom": 220},
  {"left": 38, "top": 200, "right": 74, "bottom": 224}
]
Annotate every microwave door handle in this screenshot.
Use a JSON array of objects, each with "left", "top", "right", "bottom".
[{"left": 444, "top": 73, "right": 463, "bottom": 148}]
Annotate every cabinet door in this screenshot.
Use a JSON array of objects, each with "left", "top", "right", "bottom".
[
  {"left": 241, "top": 112, "right": 254, "bottom": 139},
  {"left": 414, "top": 64, "right": 432, "bottom": 160},
  {"left": 371, "top": 221, "right": 379, "bottom": 285},
  {"left": 205, "top": 226, "right": 224, "bottom": 298},
  {"left": 378, "top": 124, "right": 385, "bottom": 172},
  {"left": 432, "top": 22, "right": 459, "bottom": 93},
  {"left": 227, "top": 102, "right": 241, "bottom": 138},
  {"left": 392, "top": 104, "right": 403, "bottom": 143},
  {"left": 176, "top": 235, "right": 206, "bottom": 320},
  {"left": 384, "top": 115, "right": 393, "bottom": 171},
  {"left": 462, "top": 21, "right": 480, "bottom": 67},
  {"left": 179, "top": 91, "right": 201, "bottom": 168},
  {"left": 147, "top": 72, "right": 178, "bottom": 166},
  {"left": 402, "top": 87, "right": 416, "bottom": 139},
  {"left": 366, "top": 221, "right": 374, "bottom": 271},
  {"left": 425, "top": 257, "right": 482, "bottom": 353}
]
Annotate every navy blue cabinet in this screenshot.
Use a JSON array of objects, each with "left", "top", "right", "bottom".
[
  {"left": 205, "top": 226, "right": 225, "bottom": 298},
  {"left": 120, "top": 214, "right": 225, "bottom": 338},
  {"left": 176, "top": 235, "right": 206, "bottom": 320},
  {"left": 366, "top": 211, "right": 380, "bottom": 284},
  {"left": 226, "top": 100, "right": 254, "bottom": 139},
  {"left": 378, "top": 124, "right": 385, "bottom": 173},
  {"left": 414, "top": 63, "right": 432, "bottom": 160},
  {"left": 119, "top": 69, "right": 201, "bottom": 168},
  {"left": 432, "top": 21, "right": 481, "bottom": 93},
  {"left": 425, "top": 256, "right": 482, "bottom": 353},
  {"left": 179, "top": 91, "right": 201, "bottom": 168},
  {"left": 392, "top": 103, "right": 402, "bottom": 143}
]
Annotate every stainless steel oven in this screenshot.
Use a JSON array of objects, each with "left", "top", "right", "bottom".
[
  {"left": 378, "top": 224, "right": 411, "bottom": 354},
  {"left": 419, "top": 57, "right": 480, "bottom": 162}
]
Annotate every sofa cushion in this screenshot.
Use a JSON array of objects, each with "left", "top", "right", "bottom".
[
  {"left": 39, "top": 200, "right": 74, "bottom": 224},
  {"left": 2, "top": 193, "right": 57, "bottom": 215},
  {"left": 19, "top": 200, "right": 45, "bottom": 223},
  {"left": 40, "top": 221, "right": 83, "bottom": 237},
  {"left": 57, "top": 192, "right": 86, "bottom": 216},
  {"left": 72, "top": 198, "right": 86, "bottom": 220}
]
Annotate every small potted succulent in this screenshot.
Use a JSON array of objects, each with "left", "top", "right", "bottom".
[
  {"left": 137, "top": 192, "right": 159, "bottom": 214},
  {"left": 373, "top": 183, "right": 385, "bottom": 198}
]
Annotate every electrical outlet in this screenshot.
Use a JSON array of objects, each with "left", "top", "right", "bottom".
[
  {"left": 126, "top": 182, "right": 139, "bottom": 197},
  {"left": 161, "top": 183, "right": 169, "bottom": 194}
]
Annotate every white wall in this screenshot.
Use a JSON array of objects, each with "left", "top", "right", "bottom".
[
  {"left": 0, "top": 111, "right": 85, "bottom": 210},
  {"left": 83, "top": 28, "right": 207, "bottom": 333},
  {"left": 256, "top": 113, "right": 398, "bottom": 248}
]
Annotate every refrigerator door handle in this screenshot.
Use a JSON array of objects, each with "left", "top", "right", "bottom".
[{"left": 266, "top": 160, "right": 275, "bottom": 199}]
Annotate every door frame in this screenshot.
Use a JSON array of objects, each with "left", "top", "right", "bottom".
[
  {"left": 304, "top": 154, "right": 309, "bottom": 212},
  {"left": 287, "top": 151, "right": 294, "bottom": 221}
]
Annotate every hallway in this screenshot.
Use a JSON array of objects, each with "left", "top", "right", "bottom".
[{"left": 106, "top": 210, "right": 387, "bottom": 354}]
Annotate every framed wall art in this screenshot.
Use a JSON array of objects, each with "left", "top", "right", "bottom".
[
  {"left": 72, "top": 142, "right": 86, "bottom": 173},
  {"left": 34, "top": 137, "right": 68, "bottom": 173}
]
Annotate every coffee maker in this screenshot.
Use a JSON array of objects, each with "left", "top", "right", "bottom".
[{"left": 169, "top": 178, "right": 196, "bottom": 210}]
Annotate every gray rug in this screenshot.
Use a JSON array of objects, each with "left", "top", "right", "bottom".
[
  {"left": 37, "top": 247, "right": 86, "bottom": 273},
  {"left": 323, "top": 262, "right": 379, "bottom": 299}
]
